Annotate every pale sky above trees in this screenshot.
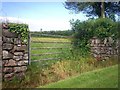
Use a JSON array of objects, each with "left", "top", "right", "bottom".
[{"left": 1, "top": 2, "right": 88, "bottom": 31}]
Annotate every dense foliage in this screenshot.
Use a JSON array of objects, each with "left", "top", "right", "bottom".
[
  {"left": 8, "top": 23, "right": 29, "bottom": 42},
  {"left": 71, "top": 18, "right": 119, "bottom": 54},
  {"left": 64, "top": 2, "right": 120, "bottom": 19},
  {"left": 93, "top": 18, "right": 119, "bottom": 39}
]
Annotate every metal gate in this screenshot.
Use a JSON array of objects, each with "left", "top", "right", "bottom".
[{"left": 29, "top": 32, "right": 71, "bottom": 65}]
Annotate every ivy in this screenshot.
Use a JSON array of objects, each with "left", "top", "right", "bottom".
[{"left": 8, "top": 23, "right": 29, "bottom": 43}]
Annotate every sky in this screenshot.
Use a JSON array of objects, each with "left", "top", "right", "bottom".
[{"left": 0, "top": 2, "right": 89, "bottom": 31}]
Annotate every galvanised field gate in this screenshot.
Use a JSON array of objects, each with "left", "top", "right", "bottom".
[{"left": 29, "top": 32, "right": 72, "bottom": 66}]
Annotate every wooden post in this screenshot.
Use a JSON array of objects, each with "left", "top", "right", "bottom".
[{"left": 28, "top": 31, "right": 31, "bottom": 65}]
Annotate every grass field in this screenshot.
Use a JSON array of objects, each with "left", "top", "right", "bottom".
[
  {"left": 40, "top": 65, "right": 118, "bottom": 88},
  {"left": 31, "top": 37, "right": 71, "bottom": 42}
]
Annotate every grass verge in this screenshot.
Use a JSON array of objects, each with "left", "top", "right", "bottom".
[{"left": 40, "top": 65, "right": 118, "bottom": 88}]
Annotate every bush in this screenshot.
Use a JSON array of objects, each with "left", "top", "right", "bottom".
[
  {"left": 93, "top": 18, "right": 118, "bottom": 39},
  {"left": 70, "top": 18, "right": 119, "bottom": 55}
]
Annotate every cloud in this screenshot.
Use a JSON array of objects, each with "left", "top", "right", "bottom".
[{"left": 0, "top": 16, "right": 71, "bottom": 31}]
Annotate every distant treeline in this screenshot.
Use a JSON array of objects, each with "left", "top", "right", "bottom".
[{"left": 30, "top": 30, "right": 74, "bottom": 38}]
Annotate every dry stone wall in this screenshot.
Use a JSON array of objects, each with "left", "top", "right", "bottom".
[
  {"left": 2, "top": 23, "right": 29, "bottom": 81},
  {"left": 90, "top": 37, "right": 118, "bottom": 61},
  {"left": 0, "top": 23, "right": 2, "bottom": 89}
]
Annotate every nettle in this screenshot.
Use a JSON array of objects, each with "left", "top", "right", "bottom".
[{"left": 8, "top": 23, "right": 29, "bottom": 43}]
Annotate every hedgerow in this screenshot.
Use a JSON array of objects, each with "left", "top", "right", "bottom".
[{"left": 70, "top": 18, "right": 119, "bottom": 55}]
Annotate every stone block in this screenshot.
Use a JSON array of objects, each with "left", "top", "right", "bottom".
[
  {"left": 3, "top": 60, "right": 9, "bottom": 66},
  {"left": 0, "top": 59, "right": 2, "bottom": 64},
  {"left": 5, "top": 59, "right": 16, "bottom": 66},
  {"left": 0, "top": 68, "right": 2, "bottom": 73},
  {"left": 0, "top": 55, "right": 2, "bottom": 60},
  {"left": 14, "top": 38, "right": 21, "bottom": 45},
  {"left": 13, "top": 55, "right": 23, "bottom": 61},
  {"left": 23, "top": 54, "right": 28, "bottom": 60},
  {"left": 10, "top": 45, "right": 17, "bottom": 53},
  {"left": 11, "top": 45, "right": 27, "bottom": 53},
  {"left": 15, "top": 45, "right": 27, "bottom": 51},
  {"left": 101, "top": 44, "right": 105, "bottom": 47},
  {"left": 3, "top": 50, "right": 13, "bottom": 59},
  {"left": 17, "top": 61, "right": 27, "bottom": 66},
  {"left": 3, "top": 51, "right": 8, "bottom": 56},
  {"left": 2, "top": 29, "right": 18, "bottom": 38},
  {"left": 4, "top": 73, "right": 14, "bottom": 81},
  {"left": 2, "top": 23, "right": 8, "bottom": 29},
  {"left": 0, "top": 38, "right": 2, "bottom": 46},
  {"left": 24, "top": 60, "right": 28, "bottom": 64},
  {"left": 14, "top": 67, "right": 21, "bottom": 73},
  {"left": 0, "top": 37, "right": 2, "bottom": 41},
  {"left": 3, "top": 43, "right": 14, "bottom": 50},
  {"left": 3, "top": 36, "right": 14, "bottom": 44},
  {"left": 0, "top": 74, "right": 1, "bottom": 81},
  {"left": 3, "top": 67, "right": 14, "bottom": 73},
  {"left": 14, "top": 52, "right": 23, "bottom": 56},
  {"left": 0, "top": 48, "right": 3, "bottom": 55},
  {"left": 14, "top": 66, "right": 27, "bottom": 73}
]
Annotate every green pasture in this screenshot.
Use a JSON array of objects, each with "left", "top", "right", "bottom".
[
  {"left": 31, "top": 37, "right": 71, "bottom": 42},
  {"left": 31, "top": 43, "right": 71, "bottom": 48}
]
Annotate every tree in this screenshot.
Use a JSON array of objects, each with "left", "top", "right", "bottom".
[
  {"left": 64, "top": 1, "right": 120, "bottom": 18},
  {"left": 101, "top": 1, "right": 105, "bottom": 18}
]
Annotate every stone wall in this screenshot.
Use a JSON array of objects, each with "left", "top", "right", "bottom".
[
  {"left": 2, "top": 23, "right": 29, "bottom": 81},
  {"left": 90, "top": 37, "right": 118, "bottom": 61},
  {"left": 0, "top": 23, "right": 2, "bottom": 89}
]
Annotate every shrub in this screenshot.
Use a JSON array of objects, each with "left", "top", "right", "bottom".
[
  {"left": 93, "top": 18, "right": 118, "bottom": 39},
  {"left": 70, "top": 18, "right": 119, "bottom": 55}
]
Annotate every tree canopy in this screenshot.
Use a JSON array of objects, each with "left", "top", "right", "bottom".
[{"left": 64, "top": 2, "right": 120, "bottom": 19}]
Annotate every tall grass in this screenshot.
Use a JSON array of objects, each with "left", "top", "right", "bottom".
[{"left": 41, "top": 65, "right": 118, "bottom": 88}]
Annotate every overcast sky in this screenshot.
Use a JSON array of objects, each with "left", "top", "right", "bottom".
[{"left": 1, "top": 2, "right": 89, "bottom": 31}]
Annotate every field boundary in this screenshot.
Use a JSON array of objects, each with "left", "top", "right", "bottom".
[{"left": 30, "top": 33, "right": 71, "bottom": 63}]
